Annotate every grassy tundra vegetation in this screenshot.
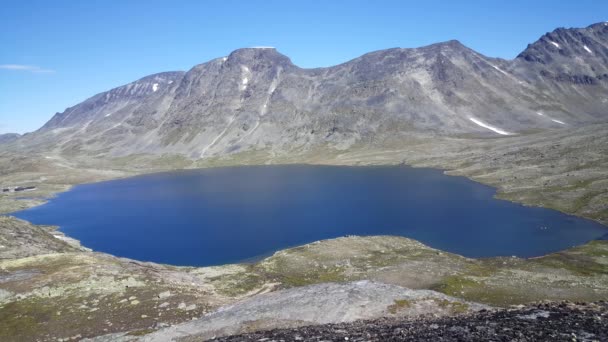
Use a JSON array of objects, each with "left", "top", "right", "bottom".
[{"left": 0, "top": 123, "right": 607, "bottom": 340}]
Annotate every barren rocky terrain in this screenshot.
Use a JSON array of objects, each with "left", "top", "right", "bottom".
[{"left": 206, "top": 302, "right": 608, "bottom": 342}]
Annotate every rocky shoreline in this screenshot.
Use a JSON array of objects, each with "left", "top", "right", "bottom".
[
  {"left": 0, "top": 123, "right": 607, "bottom": 341},
  {"left": 209, "top": 302, "right": 608, "bottom": 342},
  {"left": 1, "top": 214, "right": 607, "bottom": 341}
]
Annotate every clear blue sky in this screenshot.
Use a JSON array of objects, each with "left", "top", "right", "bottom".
[{"left": 1, "top": 0, "right": 606, "bottom": 134}]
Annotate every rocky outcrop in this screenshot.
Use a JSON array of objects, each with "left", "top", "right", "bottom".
[{"left": 140, "top": 281, "right": 487, "bottom": 341}]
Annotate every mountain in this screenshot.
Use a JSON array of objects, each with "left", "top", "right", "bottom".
[
  {"left": 0, "top": 133, "right": 21, "bottom": 144},
  {"left": 9, "top": 22, "right": 608, "bottom": 159}
]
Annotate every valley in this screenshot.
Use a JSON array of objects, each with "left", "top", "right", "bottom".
[
  {"left": 0, "top": 21, "right": 607, "bottom": 341},
  {"left": 0, "top": 121, "right": 607, "bottom": 341}
]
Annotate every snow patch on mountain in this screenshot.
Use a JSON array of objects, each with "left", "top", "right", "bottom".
[
  {"left": 583, "top": 45, "right": 593, "bottom": 54},
  {"left": 469, "top": 117, "right": 513, "bottom": 135}
]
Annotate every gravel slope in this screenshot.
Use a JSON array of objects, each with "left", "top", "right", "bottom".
[{"left": 208, "top": 302, "right": 608, "bottom": 342}]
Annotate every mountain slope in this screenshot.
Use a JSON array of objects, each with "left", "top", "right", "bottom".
[
  {"left": 511, "top": 22, "right": 608, "bottom": 121},
  {"left": 0, "top": 133, "right": 20, "bottom": 144},
  {"left": 9, "top": 23, "right": 608, "bottom": 159}
]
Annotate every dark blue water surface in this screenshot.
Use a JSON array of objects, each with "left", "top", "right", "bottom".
[{"left": 14, "top": 165, "right": 607, "bottom": 266}]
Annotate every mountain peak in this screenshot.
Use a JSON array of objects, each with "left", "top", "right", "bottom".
[
  {"left": 413, "top": 39, "right": 472, "bottom": 55},
  {"left": 226, "top": 47, "right": 293, "bottom": 67},
  {"left": 516, "top": 22, "right": 608, "bottom": 69},
  {"left": 16, "top": 21, "right": 608, "bottom": 157},
  {"left": 443, "top": 39, "right": 466, "bottom": 47},
  {"left": 586, "top": 21, "right": 608, "bottom": 30}
]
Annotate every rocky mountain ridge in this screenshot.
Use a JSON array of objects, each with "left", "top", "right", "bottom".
[
  {"left": 7, "top": 22, "right": 608, "bottom": 159},
  {"left": 0, "top": 133, "right": 20, "bottom": 145}
]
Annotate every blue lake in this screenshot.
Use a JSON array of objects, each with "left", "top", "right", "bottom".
[{"left": 14, "top": 165, "right": 607, "bottom": 266}]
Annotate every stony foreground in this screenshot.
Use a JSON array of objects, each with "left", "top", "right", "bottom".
[
  {"left": 136, "top": 281, "right": 487, "bottom": 342},
  {"left": 209, "top": 302, "right": 608, "bottom": 342},
  {"left": 1, "top": 214, "right": 607, "bottom": 341}
]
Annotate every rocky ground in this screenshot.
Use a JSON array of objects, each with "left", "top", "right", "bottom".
[
  {"left": 134, "top": 281, "right": 489, "bottom": 342},
  {"left": 0, "top": 215, "right": 606, "bottom": 341},
  {"left": 209, "top": 301, "right": 608, "bottom": 342},
  {"left": 0, "top": 124, "right": 607, "bottom": 340}
]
